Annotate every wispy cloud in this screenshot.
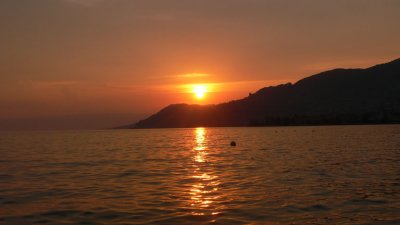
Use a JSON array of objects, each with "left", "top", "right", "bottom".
[
  {"left": 19, "top": 80, "right": 163, "bottom": 94},
  {"left": 175, "top": 79, "right": 293, "bottom": 94},
  {"left": 147, "top": 73, "right": 211, "bottom": 80},
  {"left": 61, "top": 0, "right": 105, "bottom": 7}
]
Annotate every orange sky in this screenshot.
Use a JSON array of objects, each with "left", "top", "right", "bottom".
[{"left": 0, "top": 0, "right": 399, "bottom": 129}]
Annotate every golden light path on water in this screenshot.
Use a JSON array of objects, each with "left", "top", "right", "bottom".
[
  {"left": 2, "top": 126, "right": 400, "bottom": 224},
  {"left": 190, "top": 127, "right": 221, "bottom": 217}
]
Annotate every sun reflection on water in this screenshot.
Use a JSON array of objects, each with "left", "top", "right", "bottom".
[{"left": 189, "top": 127, "right": 221, "bottom": 216}]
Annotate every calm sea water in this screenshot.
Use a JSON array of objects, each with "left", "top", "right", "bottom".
[{"left": 1, "top": 125, "right": 400, "bottom": 225}]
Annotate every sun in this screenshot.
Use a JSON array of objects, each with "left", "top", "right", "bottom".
[{"left": 193, "top": 85, "right": 207, "bottom": 99}]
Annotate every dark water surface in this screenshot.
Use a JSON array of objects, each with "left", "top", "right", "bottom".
[{"left": 1, "top": 125, "right": 400, "bottom": 224}]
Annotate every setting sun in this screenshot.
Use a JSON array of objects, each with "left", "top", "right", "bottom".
[{"left": 193, "top": 85, "right": 207, "bottom": 99}]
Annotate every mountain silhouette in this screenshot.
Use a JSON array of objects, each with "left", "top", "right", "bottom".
[{"left": 127, "top": 58, "right": 400, "bottom": 128}]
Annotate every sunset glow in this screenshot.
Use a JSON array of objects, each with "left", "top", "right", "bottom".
[
  {"left": 193, "top": 85, "right": 207, "bottom": 99},
  {"left": 1, "top": 1, "right": 400, "bottom": 224}
]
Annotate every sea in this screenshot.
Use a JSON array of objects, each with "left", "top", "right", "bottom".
[{"left": 1, "top": 125, "right": 400, "bottom": 225}]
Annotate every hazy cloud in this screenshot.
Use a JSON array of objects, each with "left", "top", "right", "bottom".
[{"left": 61, "top": 0, "right": 105, "bottom": 7}]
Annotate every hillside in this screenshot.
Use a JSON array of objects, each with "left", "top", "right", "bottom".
[{"left": 128, "top": 58, "right": 400, "bottom": 128}]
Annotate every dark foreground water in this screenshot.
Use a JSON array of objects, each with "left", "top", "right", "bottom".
[{"left": 1, "top": 125, "right": 400, "bottom": 225}]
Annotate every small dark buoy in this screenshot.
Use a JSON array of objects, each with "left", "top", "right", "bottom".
[{"left": 230, "top": 141, "right": 236, "bottom": 146}]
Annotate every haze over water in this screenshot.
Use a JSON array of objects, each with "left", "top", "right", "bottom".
[{"left": 1, "top": 125, "right": 400, "bottom": 224}]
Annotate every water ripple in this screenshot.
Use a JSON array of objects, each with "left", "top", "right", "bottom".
[{"left": 0, "top": 125, "right": 400, "bottom": 224}]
